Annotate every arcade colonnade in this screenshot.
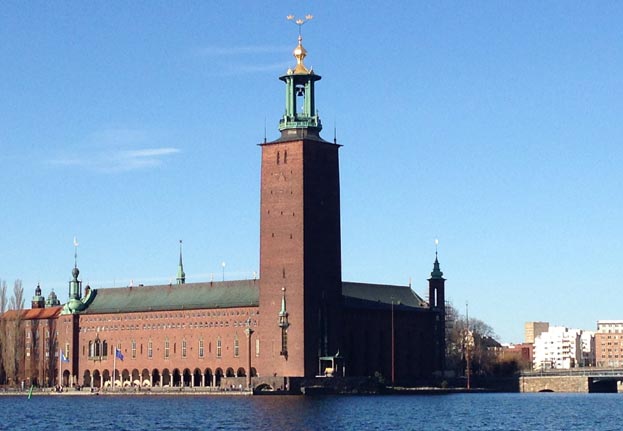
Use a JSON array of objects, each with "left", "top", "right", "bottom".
[{"left": 68, "top": 366, "right": 258, "bottom": 388}]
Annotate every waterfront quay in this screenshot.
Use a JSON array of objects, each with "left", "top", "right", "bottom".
[{"left": 0, "top": 385, "right": 253, "bottom": 396}]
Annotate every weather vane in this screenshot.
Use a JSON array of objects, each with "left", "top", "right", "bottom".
[
  {"left": 73, "top": 236, "right": 79, "bottom": 268},
  {"left": 286, "top": 14, "right": 314, "bottom": 35}
]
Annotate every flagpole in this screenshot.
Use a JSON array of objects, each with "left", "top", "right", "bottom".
[{"left": 113, "top": 346, "right": 116, "bottom": 392}]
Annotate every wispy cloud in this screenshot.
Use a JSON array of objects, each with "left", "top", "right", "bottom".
[
  {"left": 122, "top": 148, "right": 180, "bottom": 158},
  {"left": 191, "top": 45, "right": 292, "bottom": 76},
  {"left": 192, "top": 45, "right": 288, "bottom": 57},
  {"left": 49, "top": 128, "right": 180, "bottom": 173}
]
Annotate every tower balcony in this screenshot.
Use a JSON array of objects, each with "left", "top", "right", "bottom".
[{"left": 279, "top": 115, "right": 322, "bottom": 132}]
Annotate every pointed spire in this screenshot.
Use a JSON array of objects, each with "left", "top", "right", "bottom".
[
  {"left": 279, "top": 287, "right": 288, "bottom": 317},
  {"left": 430, "top": 239, "right": 444, "bottom": 279},
  {"left": 176, "top": 240, "right": 186, "bottom": 285},
  {"left": 279, "top": 287, "right": 290, "bottom": 328}
]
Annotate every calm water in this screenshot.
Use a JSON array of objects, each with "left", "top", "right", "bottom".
[{"left": 2, "top": 393, "right": 622, "bottom": 430}]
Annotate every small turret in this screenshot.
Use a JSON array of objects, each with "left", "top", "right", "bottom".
[
  {"left": 46, "top": 289, "right": 60, "bottom": 307},
  {"left": 176, "top": 240, "right": 186, "bottom": 285},
  {"left": 278, "top": 287, "right": 290, "bottom": 358},
  {"left": 65, "top": 237, "right": 86, "bottom": 314},
  {"left": 31, "top": 283, "right": 45, "bottom": 309}
]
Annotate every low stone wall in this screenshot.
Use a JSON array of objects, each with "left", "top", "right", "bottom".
[{"left": 520, "top": 375, "right": 588, "bottom": 393}]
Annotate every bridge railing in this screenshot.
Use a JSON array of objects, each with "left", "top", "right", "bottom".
[{"left": 522, "top": 367, "right": 623, "bottom": 378}]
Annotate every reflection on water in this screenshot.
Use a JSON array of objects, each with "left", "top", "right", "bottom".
[{"left": 2, "top": 393, "right": 623, "bottom": 431}]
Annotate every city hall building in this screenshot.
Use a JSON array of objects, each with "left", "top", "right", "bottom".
[{"left": 5, "top": 34, "right": 446, "bottom": 391}]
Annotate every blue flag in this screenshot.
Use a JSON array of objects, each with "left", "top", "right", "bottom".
[
  {"left": 61, "top": 350, "right": 70, "bottom": 363},
  {"left": 115, "top": 348, "right": 124, "bottom": 361}
]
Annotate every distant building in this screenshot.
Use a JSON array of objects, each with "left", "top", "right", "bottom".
[
  {"left": 580, "top": 331, "right": 595, "bottom": 367},
  {"left": 595, "top": 320, "right": 623, "bottom": 367},
  {"left": 497, "top": 343, "right": 534, "bottom": 370},
  {"left": 524, "top": 321, "right": 549, "bottom": 344},
  {"left": 533, "top": 326, "right": 585, "bottom": 370}
]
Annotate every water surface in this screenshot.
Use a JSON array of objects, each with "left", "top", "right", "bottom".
[{"left": 2, "top": 393, "right": 621, "bottom": 430}]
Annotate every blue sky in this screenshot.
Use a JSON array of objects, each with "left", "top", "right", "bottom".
[{"left": 1, "top": 2, "right": 622, "bottom": 343}]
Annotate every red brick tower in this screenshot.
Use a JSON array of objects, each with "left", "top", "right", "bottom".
[
  {"left": 258, "top": 31, "right": 343, "bottom": 379},
  {"left": 428, "top": 243, "right": 446, "bottom": 373}
]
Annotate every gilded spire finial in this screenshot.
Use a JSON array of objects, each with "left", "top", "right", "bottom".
[{"left": 286, "top": 14, "right": 314, "bottom": 74}]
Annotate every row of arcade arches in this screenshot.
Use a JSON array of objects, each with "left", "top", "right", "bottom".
[{"left": 63, "top": 367, "right": 258, "bottom": 388}]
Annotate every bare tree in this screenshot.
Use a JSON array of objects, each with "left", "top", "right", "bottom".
[
  {"left": 4, "top": 280, "right": 25, "bottom": 386},
  {"left": 8, "top": 279, "right": 24, "bottom": 311},
  {"left": 0, "top": 280, "right": 6, "bottom": 313},
  {"left": 0, "top": 279, "right": 6, "bottom": 384},
  {"left": 45, "top": 322, "right": 58, "bottom": 387},
  {"left": 445, "top": 302, "right": 500, "bottom": 377}
]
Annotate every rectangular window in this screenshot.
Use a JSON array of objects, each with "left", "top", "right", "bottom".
[
  {"left": 217, "top": 338, "right": 222, "bottom": 358},
  {"left": 255, "top": 339, "right": 260, "bottom": 357},
  {"left": 234, "top": 338, "right": 239, "bottom": 357},
  {"left": 182, "top": 340, "right": 187, "bottom": 359},
  {"left": 199, "top": 339, "right": 204, "bottom": 358},
  {"left": 148, "top": 340, "right": 153, "bottom": 359},
  {"left": 164, "top": 339, "right": 170, "bottom": 359},
  {"left": 132, "top": 340, "right": 137, "bottom": 359}
]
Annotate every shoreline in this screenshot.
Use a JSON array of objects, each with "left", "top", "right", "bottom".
[
  {"left": 0, "top": 386, "right": 490, "bottom": 397},
  {"left": 0, "top": 388, "right": 254, "bottom": 397}
]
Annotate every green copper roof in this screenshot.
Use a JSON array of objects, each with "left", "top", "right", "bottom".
[
  {"left": 78, "top": 279, "right": 427, "bottom": 315},
  {"left": 429, "top": 254, "right": 444, "bottom": 280},
  {"left": 342, "top": 282, "right": 428, "bottom": 310},
  {"left": 81, "top": 280, "right": 259, "bottom": 314}
]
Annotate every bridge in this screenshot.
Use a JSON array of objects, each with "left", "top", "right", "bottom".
[{"left": 520, "top": 368, "right": 623, "bottom": 393}]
